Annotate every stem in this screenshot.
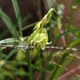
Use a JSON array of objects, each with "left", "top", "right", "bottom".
[
  {"left": 49, "top": 51, "right": 70, "bottom": 80},
  {"left": 25, "top": 49, "right": 33, "bottom": 80}
]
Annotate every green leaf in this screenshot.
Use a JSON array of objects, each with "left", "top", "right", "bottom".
[
  {"left": 0, "top": 29, "right": 9, "bottom": 39},
  {"left": 0, "top": 9, "right": 18, "bottom": 38},
  {"left": 5, "top": 49, "right": 17, "bottom": 60},
  {"left": 75, "top": 77, "right": 80, "bottom": 80},
  {"left": 23, "top": 22, "right": 37, "bottom": 31},
  {"left": 25, "top": 49, "right": 33, "bottom": 80},
  {"left": 76, "top": 0, "right": 80, "bottom": 4},
  {"left": 11, "top": 0, "right": 22, "bottom": 37},
  {"left": 52, "top": 29, "right": 80, "bottom": 42},
  {"left": 0, "top": 38, "right": 19, "bottom": 44},
  {"left": 16, "top": 49, "right": 25, "bottom": 61},
  {"left": 0, "top": 68, "right": 14, "bottom": 79},
  {"left": 46, "top": 61, "right": 54, "bottom": 71},
  {"left": 65, "top": 24, "right": 80, "bottom": 37}
]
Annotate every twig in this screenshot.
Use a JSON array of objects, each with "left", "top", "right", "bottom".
[
  {"left": 58, "top": 65, "right": 80, "bottom": 80},
  {"left": 0, "top": 44, "right": 80, "bottom": 52}
]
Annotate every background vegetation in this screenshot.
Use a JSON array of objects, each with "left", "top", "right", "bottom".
[{"left": 0, "top": 0, "right": 80, "bottom": 80}]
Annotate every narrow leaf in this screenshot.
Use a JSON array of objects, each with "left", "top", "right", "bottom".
[
  {"left": 25, "top": 49, "right": 33, "bottom": 80},
  {"left": 0, "top": 9, "right": 18, "bottom": 38},
  {"left": 11, "top": 0, "right": 22, "bottom": 37},
  {"left": 0, "top": 38, "right": 19, "bottom": 44}
]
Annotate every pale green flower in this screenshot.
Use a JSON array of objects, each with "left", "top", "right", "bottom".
[
  {"left": 26, "top": 8, "right": 55, "bottom": 59},
  {"left": 27, "top": 28, "right": 49, "bottom": 49}
]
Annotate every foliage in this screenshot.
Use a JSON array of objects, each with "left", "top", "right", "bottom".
[{"left": 0, "top": 0, "right": 80, "bottom": 80}]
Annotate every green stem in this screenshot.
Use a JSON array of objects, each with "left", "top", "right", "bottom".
[
  {"left": 49, "top": 51, "right": 70, "bottom": 80},
  {"left": 49, "top": 37, "right": 80, "bottom": 80},
  {"left": 25, "top": 49, "right": 33, "bottom": 80},
  {"left": 39, "top": 56, "right": 45, "bottom": 80},
  {"left": 11, "top": 0, "right": 23, "bottom": 37}
]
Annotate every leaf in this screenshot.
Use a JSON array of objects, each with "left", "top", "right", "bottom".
[
  {"left": 76, "top": 0, "right": 80, "bottom": 4},
  {"left": 11, "top": 0, "right": 22, "bottom": 37},
  {"left": 0, "top": 9, "right": 18, "bottom": 38},
  {"left": 75, "top": 77, "right": 80, "bottom": 80},
  {"left": 30, "top": 48, "right": 39, "bottom": 59},
  {"left": 65, "top": 24, "right": 80, "bottom": 37},
  {"left": 16, "top": 49, "right": 25, "bottom": 61},
  {"left": 0, "top": 29, "right": 9, "bottom": 39},
  {"left": 0, "top": 68, "right": 14, "bottom": 79},
  {"left": 25, "top": 49, "right": 33, "bottom": 80},
  {"left": 0, "top": 38, "right": 19, "bottom": 44},
  {"left": 23, "top": 22, "right": 37, "bottom": 31}
]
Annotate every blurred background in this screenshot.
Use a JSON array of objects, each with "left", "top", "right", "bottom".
[{"left": 0, "top": 0, "right": 80, "bottom": 80}]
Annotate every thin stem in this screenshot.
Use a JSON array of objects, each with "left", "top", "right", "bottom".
[
  {"left": 25, "top": 49, "right": 33, "bottom": 80},
  {"left": 49, "top": 51, "right": 70, "bottom": 80}
]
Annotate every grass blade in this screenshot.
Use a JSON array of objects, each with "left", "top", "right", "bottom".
[
  {"left": 52, "top": 29, "right": 80, "bottom": 42},
  {"left": 49, "top": 51, "right": 70, "bottom": 80},
  {"left": 0, "top": 30, "right": 9, "bottom": 39},
  {"left": 0, "top": 38, "right": 19, "bottom": 44},
  {"left": 11, "top": 0, "right": 22, "bottom": 37},
  {"left": 25, "top": 49, "right": 33, "bottom": 80},
  {"left": 49, "top": 37, "right": 80, "bottom": 80},
  {"left": 0, "top": 9, "right": 18, "bottom": 39},
  {"left": 23, "top": 22, "right": 37, "bottom": 31}
]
